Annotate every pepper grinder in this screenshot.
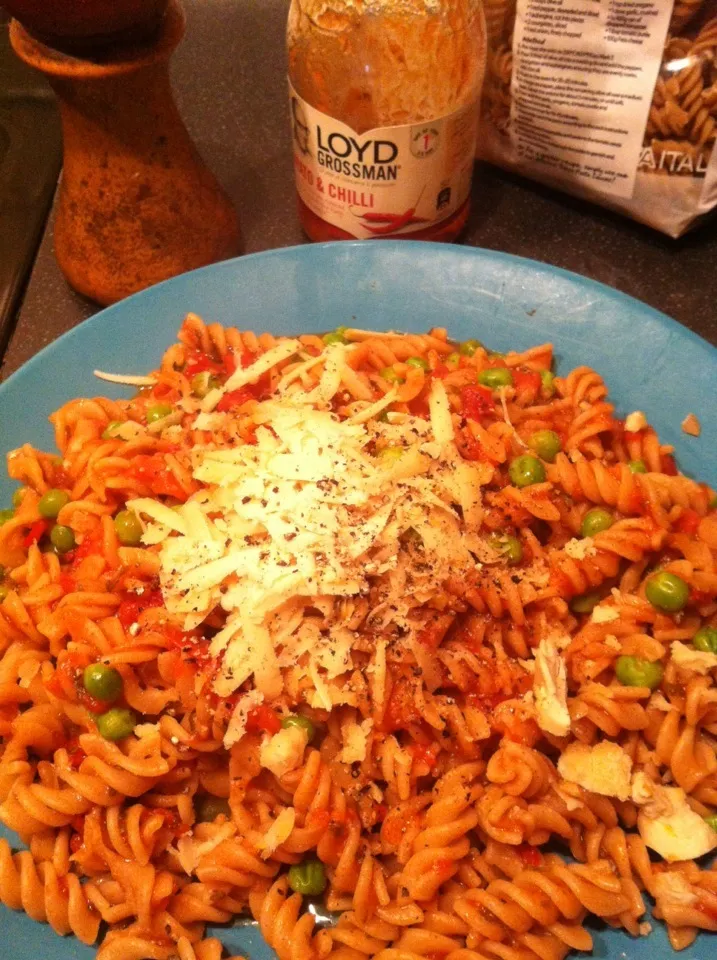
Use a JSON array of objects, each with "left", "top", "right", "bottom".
[{"left": 8, "top": 0, "right": 241, "bottom": 306}]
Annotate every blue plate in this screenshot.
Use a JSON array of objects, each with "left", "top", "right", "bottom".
[{"left": 0, "top": 241, "right": 715, "bottom": 960}]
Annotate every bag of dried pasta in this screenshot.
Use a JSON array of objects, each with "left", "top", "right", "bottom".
[{"left": 477, "top": 0, "right": 717, "bottom": 237}]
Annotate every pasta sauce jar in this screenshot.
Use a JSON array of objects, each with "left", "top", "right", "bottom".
[{"left": 287, "top": 0, "right": 486, "bottom": 242}]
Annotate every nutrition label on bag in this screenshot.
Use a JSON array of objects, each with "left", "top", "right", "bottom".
[{"left": 512, "top": 0, "right": 673, "bottom": 198}]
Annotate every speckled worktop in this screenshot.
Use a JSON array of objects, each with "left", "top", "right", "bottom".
[{"left": 2, "top": 0, "right": 716, "bottom": 379}]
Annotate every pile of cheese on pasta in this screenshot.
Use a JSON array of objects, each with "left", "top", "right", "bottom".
[{"left": 0, "top": 316, "right": 715, "bottom": 960}]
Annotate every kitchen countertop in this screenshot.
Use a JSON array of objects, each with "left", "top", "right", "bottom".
[{"left": 2, "top": 0, "right": 716, "bottom": 379}]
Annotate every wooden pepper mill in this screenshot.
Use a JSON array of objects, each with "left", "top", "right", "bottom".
[{"left": 9, "top": 0, "right": 241, "bottom": 306}]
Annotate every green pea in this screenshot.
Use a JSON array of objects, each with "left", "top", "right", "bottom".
[
  {"left": 693, "top": 626, "right": 717, "bottom": 654},
  {"left": 101, "top": 421, "right": 124, "bottom": 440},
  {"left": 540, "top": 370, "right": 555, "bottom": 397},
  {"left": 645, "top": 571, "right": 689, "bottom": 613},
  {"left": 615, "top": 655, "right": 664, "bottom": 690},
  {"left": 406, "top": 356, "right": 430, "bottom": 371},
  {"left": 96, "top": 707, "right": 136, "bottom": 741},
  {"left": 628, "top": 460, "right": 647, "bottom": 474},
  {"left": 196, "top": 795, "right": 232, "bottom": 822},
  {"left": 38, "top": 489, "right": 70, "bottom": 519},
  {"left": 705, "top": 814, "right": 717, "bottom": 833},
  {"left": 477, "top": 368, "right": 513, "bottom": 390},
  {"left": 50, "top": 525, "right": 75, "bottom": 554},
  {"left": 83, "top": 663, "right": 123, "bottom": 703},
  {"left": 323, "top": 327, "right": 348, "bottom": 346},
  {"left": 445, "top": 352, "right": 461, "bottom": 368},
  {"left": 380, "top": 366, "right": 404, "bottom": 384},
  {"left": 580, "top": 508, "right": 614, "bottom": 538},
  {"left": 0, "top": 509, "right": 13, "bottom": 526},
  {"left": 288, "top": 859, "right": 327, "bottom": 896},
  {"left": 0, "top": 584, "right": 8, "bottom": 602},
  {"left": 146, "top": 403, "right": 173, "bottom": 425},
  {"left": 529, "top": 430, "right": 562, "bottom": 463},
  {"left": 710, "top": 495, "right": 717, "bottom": 510},
  {"left": 190, "top": 372, "right": 221, "bottom": 398},
  {"left": 509, "top": 455, "right": 546, "bottom": 488},
  {"left": 114, "top": 510, "right": 143, "bottom": 546},
  {"left": 490, "top": 534, "right": 523, "bottom": 565},
  {"left": 459, "top": 339, "right": 482, "bottom": 357},
  {"left": 570, "top": 590, "right": 603, "bottom": 614},
  {"left": 378, "top": 446, "right": 404, "bottom": 464},
  {"left": 12, "top": 489, "right": 26, "bottom": 508},
  {"left": 376, "top": 409, "right": 390, "bottom": 423},
  {"left": 281, "top": 714, "right": 316, "bottom": 741}
]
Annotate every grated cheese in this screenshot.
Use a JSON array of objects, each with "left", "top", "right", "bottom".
[
  {"left": 670, "top": 641, "right": 717, "bottom": 675},
  {"left": 202, "top": 339, "right": 302, "bottom": 412},
  {"left": 428, "top": 378, "right": 454, "bottom": 446},
  {"left": 564, "top": 537, "right": 596, "bottom": 560},
  {"left": 107, "top": 420, "right": 146, "bottom": 442},
  {"left": 624, "top": 410, "right": 647, "bottom": 433},
  {"left": 93, "top": 370, "right": 156, "bottom": 386},
  {"left": 134, "top": 723, "right": 161, "bottom": 739},
  {"left": 498, "top": 388, "right": 526, "bottom": 448},
  {"left": 194, "top": 412, "right": 230, "bottom": 431},
  {"left": 339, "top": 718, "right": 374, "bottom": 764},
  {"left": 557, "top": 741, "right": 632, "bottom": 801},
  {"left": 533, "top": 636, "right": 571, "bottom": 737},
  {"left": 349, "top": 388, "right": 398, "bottom": 425},
  {"left": 258, "top": 808, "right": 296, "bottom": 858},
  {"left": 372, "top": 639, "right": 387, "bottom": 712},
  {"left": 260, "top": 727, "right": 309, "bottom": 778},
  {"left": 632, "top": 773, "right": 717, "bottom": 862},
  {"left": 175, "top": 822, "right": 236, "bottom": 875},
  {"left": 147, "top": 410, "right": 183, "bottom": 434},
  {"left": 224, "top": 691, "right": 264, "bottom": 749},
  {"left": 649, "top": 692, "right": 674, "bottom": 713},
  {"left": 127, "top": 498, "right": 188, "bottom": 536},
  {"left": 144, "top": 374, "right": 487, "bottom": 702},
  {"left": 591, "top": 605, "right": 619, "bottom": 624}
]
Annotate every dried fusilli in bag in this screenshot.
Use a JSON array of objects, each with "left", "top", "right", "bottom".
[{"left": 478, "top": 0, "right": 717, "bottom": 236}]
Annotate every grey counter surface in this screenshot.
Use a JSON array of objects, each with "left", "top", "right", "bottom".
[{"left": 2, "top": 0, "right": 716, "bottom": 379}]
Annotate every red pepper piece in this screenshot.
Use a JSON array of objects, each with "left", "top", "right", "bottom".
[
  {"left": 661, "top": 454, "right": 678, "bottom": 476},
  {"left": 216, "top": 386, "right": 256, "bottom": 412},
  {"left": 59, "top": 573, "right": 76, "bottom": 594},
  {"left": 409, "top": 742, "right": 439, "bottom": 768},
  {"left": 516, "top": 843, "right": 542, "bottom": 867},
  {"left": 117, "top": 588, "right": 164, "bottom": 629},
  {"left": 129, "top": 453, "right": 194, "bottom": 501},
  {"left": 512, "top": 370, "right": 541, "bottom": 393},
  {"left": 23, "top": 519, "right": 49, "bottom": 548},
  {"left": 675, "top": 509, "right": 701, "bottom": 535},
  {"left": 460, "top": 384, "right": 496, "bottom": 420},
  {"left": 184, "top": 352, "right": 217, "bottom": 377},
  {"left": 245, "top": 705, "right": 281, "bottom": 735}
]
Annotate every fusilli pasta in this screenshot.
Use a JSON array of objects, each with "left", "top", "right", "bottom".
[{"left": 0, "top": 316, "right": 715, "bottom": 960}]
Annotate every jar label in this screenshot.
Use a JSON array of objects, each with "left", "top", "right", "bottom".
[{"left": 289, "top": 82, "right": 478, "bottom": 238}]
